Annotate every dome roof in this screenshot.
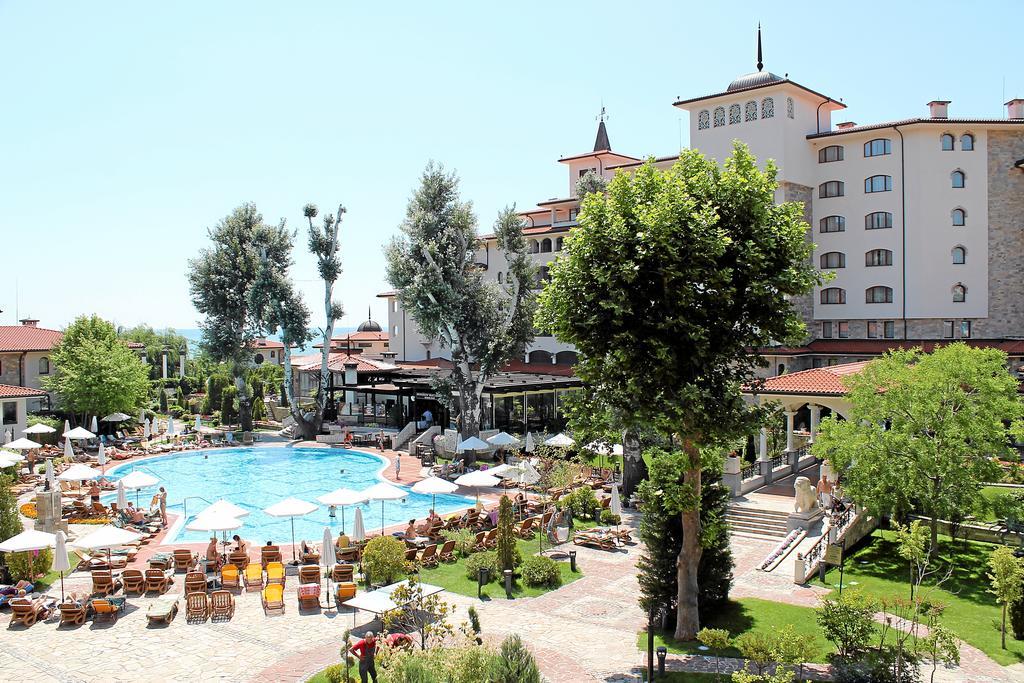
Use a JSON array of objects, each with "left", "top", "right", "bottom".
[
  {"left": 727, "top": 70, "right": 783, "bottom": 92},
  {"left": 357, "top": 318, "right": 382, "bottom": 333}
]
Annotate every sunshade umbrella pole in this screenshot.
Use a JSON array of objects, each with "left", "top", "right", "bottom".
[
  {"left": 380, "top": 500, "right": 385, "bottom": 535},
  {"left": 290, "top": 518, "right": 297, "bottom": 564}
]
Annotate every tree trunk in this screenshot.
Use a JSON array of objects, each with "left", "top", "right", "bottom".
[
  {"left": 458, "top": 381, "right": 482, "bottom": 440},
  {"left": 234, "top": 372, "right": 252, "bottom": 433},
  {"left": 281, "top": 341, "right": 318, "bottom": 440},
  {"left": 1003, "top": 603, "right": 1007, "bottom": 649},
  {"left": 673, "top": 440, "right": 702, "bottom": 641},
  {"left": 621, "top": 427, "right": 648, "bottom": 501},
  {"left": 929, "top": 477, "right": 940, "bottom": 552}
]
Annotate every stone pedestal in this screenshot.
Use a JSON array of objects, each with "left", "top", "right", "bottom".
[
  {"left": 787, "top": 508, "right": 824, "bottom": 532},
  {"left": 722, "top": 456, "right": 741, "bottom": 496},
  {"left": 34, "top": 489, "right": 67, "bottom": 534}
]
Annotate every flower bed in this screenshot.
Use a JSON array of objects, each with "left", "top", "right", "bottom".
[
  {"left": 20, "top": 502, "right": 109, "bottom": 525},
  {"left": 757, "top": 528, "right": 805, "bottom": 572}
]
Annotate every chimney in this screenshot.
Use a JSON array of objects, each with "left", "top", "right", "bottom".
[
  {"left": 1007, "top": 98, "right": 1024, "bottom": 120},
  {"left": 928, "top": 100, "right": 950, "bottom": 119},
  {"left": 835, "top": 121, "right": 857, "bottom": 130},
  {"left": 19, "top": 318, "right": 39, "bottom": 327}
]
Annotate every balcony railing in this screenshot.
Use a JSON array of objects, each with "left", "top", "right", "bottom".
[{"left": 740, "top": 462, "right": 758, "bottom": 481}]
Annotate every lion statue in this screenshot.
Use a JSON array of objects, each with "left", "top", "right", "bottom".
[{"left": 793, "top": 476, "right": 816, "bottom": 513}]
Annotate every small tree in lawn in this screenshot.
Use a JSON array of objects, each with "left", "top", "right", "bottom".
[
  {"left": 495, "top": 633, "right": 541, "bottom": 683},
  {"left": 538, "top": 145, "right": 818, "bottom": 639},
  {"left": 382, "top": 575, "right": 455, "bottom": 650},
  {"left": 385, "top": 164, "right": 535, "bottom": 439},
  {"left": 496, "top": 495, "right": 516, "bottom": 572},
  {"left": 816, "top": 589, "right": 876, "bottom": 659},
  {"left": 989, "top": 545, "right": 1024, "bottom": 649},
  {"left": 922, "top": 604, "right": 960, "bottom": 683},
  {"left": 813, "top": 343, "right": 1023, "bottom": 550},
  {"left": 697, "top": 628, "right": 731, "bottom": 682}
]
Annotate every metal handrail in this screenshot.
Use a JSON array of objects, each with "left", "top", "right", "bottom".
[{"left": 181, "top": 495, "right": 212, "bottom": 522}]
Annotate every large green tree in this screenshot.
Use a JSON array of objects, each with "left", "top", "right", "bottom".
[
  {"left": 385, "top": 164, "right": 534, "bottom": 438},
  {"left": 43, "top": 314, "right": 150, "bottom": 422},
  {"left": 187, "top": 203, "right": 293, "bottom": 433},
  {"left": 537, "top": 145, "right": 818, "bottom": 639},
  {"left": 813, "top": 343, "right": 1023, "bottom": 549}
]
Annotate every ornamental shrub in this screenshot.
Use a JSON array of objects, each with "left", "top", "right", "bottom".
[
  {"left": 321, "top": 664, "right": 351, "bottom": 683},
  {"left": 600, "top": 509, "right": 621, "bottom": 526},
  {"left": 495, "top": 633, "right": 541, "bottom": 683},
  {"left": 464, "top": 551, "right": 498, "bottom": 582},
  {"left": 566, "top": 486, "right": 598, "bottom": 520},
  {"left": 520, "top": 555, "right": 561, "bottom": 588},
  {"left": 496, "top": 496, "right": 517, "bottom": 571},
  {"left": 6, "top": 548, "right": 53, "bottom": 582},
  {"left": 362, "top": 535, "right": 407, "bottom": 585}
]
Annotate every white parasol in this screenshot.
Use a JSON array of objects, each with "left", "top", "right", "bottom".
[
  {"left": 143, "top": 420, "right": 151, "bottom": 440},
  {"left": 102, "top": 412, "right": 131, "bottom": 423},
  {"left": 263, "top": 498, "right": 318, "bottom": 563},
  {"left": 116, "top": 480, "right": 128, "bottom": 510},
  {"left": 63, "top": 438, "right": 74, "bottom": 460},
  {"left": 90, "top": 416, "right": 98, "bottom": 434},
  {"left": 7, "top": 437, "right": 42, "bottom": 450},
  {"left": 362, "top": 482, "right": 406, "bottom": 535},
  {"left": 321, "top": 526, "right": 337, "bottom": 608},
  {"left": 455, "top": 470, "right": 500, "bottom": 505},
  {"left": 45, "top": 459, "right": 55, "bottom": 489},
  {"left": 23, "top": 423, "right": 55, "bottom": 435},
  {"left": 0, "top": 529, "right": 56, "bottom": 553},
  {"left": 118, "top": 470, "right": 159, "bottom": 507},
  {"left": 200, "top": 499, "right": 250, "bottom": 519},
  {"left": 317, "top": 488, "right": 366, "bottom": 531},
  {"left": 64, "top": 426, "right": 95, "bottom": 440},
  {"left": 456, "top": 436, "right": 490, "bottom": 453},
  {"left": 411, "top": 476, "right": 458, "bottom": 511},
  {"left": 97, "top": 443, "right": 106, "bottom": 472},
  {"left": 57, "top": 463, "right": 102, "bottom": 481},
  {"left": 544, "top": 432, "right": 575, "bottom": 448},
  {"left": 486, "top": 431, "right": 520, "bottom": 447},
  {"left": 525, "top": 431, "right": 536, "bottom": 453}
]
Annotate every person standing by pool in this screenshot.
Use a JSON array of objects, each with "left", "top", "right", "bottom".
[
  {"left": 157, "top": 486, "right": 168, "bottom": 526},
  {"left": 394, "top": 456, "right": 401, "bottom": 481},
  {"left": 88, "top": 480, "right": 101, "bottom": 504},
  {"left": 350, "top": 631, "right": 378, "bottom": 683}
]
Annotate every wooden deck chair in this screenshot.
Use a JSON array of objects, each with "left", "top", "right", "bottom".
[
  {"left": 404, "top": 547, "right": 418, "bottom": 561},
  {"left": 419, "top": 543, "right": 439, "bottom": 568},
  {"left": 265, "top": 561, "right": 285, "bottom": 586},
  {"left": 471, "top": 531, "right": 487, "bottom": 552},
  {"left": 145, "top": 568, "right": 173, "bottom": 594},
  {"left": 437, "top": 540, "right": 456, "bottom": 563},
  {"left": 89, "top": 598, "right": 125, "bottom": 623},
  {"left": 331, "top": 563, "right": 354, "bottom": 583},
  {"left": 91, "top": 569, "right": 120, "bottom": 596},
  {"left": 297, "top": 566, "right": 321, "bottom": 609},
  {"left": 184, "top": 571, "right": 207, "bottom": 595},
  {"left": 227, "top": 550, "right": 249, "bottom": 569},
  {"left": 185, "top": 592, "right": 209, "bottom": 622},
  {"left": 58, "top": 601, "right": 87, "bottom": 627},
  {"left": 243, "top": 563, "right": 264, "bottom": 592},
  {"left": 173, "top": 549, "right": 198, "bottom": 572},
  {"left": 122, "top": 568, "right": 146, "bottom": 594},
  {"left": 10, "top": 598, "right": 51, "bottom": 627},
  {"left": 335, "top": 580, "right": 357, "bottom": 605},
  {"left": 220, "top": 564, "right": 240, "bottom": 590},
  {"left": 482, "top": 528, "right": 498, "bottom": 549},
  {"left": 210, "top": 590, "right": 235, "bottom": 620},
  {"left": 515, "top": 516, "right": 538, "bottom": 539},
  {"left": 261, "top": 584, "right": 285, "bottom": 615},
  {"left": 260, "top": 545, "right": 281, "bottom": 568}
]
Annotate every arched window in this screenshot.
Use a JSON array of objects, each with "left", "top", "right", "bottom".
[
  {"left": 698, "top": 110, "right": 710, "bottom": 130},
  {"left": 497, "top": 272, "right": 503, "bottom": 284},
  {"left": 951, "top": 170, "right": 965, "bottom": 188},
  {"left": 819, "top": 181, "right": 844, "bottom": 198},
  {"left": 818, "top": 145, "right": 844, "bottom": 163},
  {"left": 960, "top": 133, "right": 974, "bottom": 151},
  {"left": 865, "top": 249, "right": 893, "bottom": 267},
  {"left": 787, "top": 97, "right": 794, "bottom": 119},
  {"left": 865, "top": 286, "right": 894, "bottom": 303},
  {"left": 951, "top": 208, "right": 966, "bottom": 226},
  {"left": 745, "top": 101, "right": 757, "bottom": 122},
  {"left": 865, "top": 212, "right": 893, "bottom": 230},
  {"left": 820, "top": 251, "right": 845, "bottom": 269},
  {"left": 555, "top": 237, "right": 564, "bottom": 251},
  {"left": 540, "top": 238, "right": 552, "bottom": 253},
  {"left": 940, "top": 133, "right": 955, "bottom": 151},
  {"left": 528, "top": 239, "right": 539, "bottom": 254},
  {"left": 729, "top": 104, "right": 741, "bottom": 125},
  {"left": 555, "top": 350, "right": 579, "bottom": 365},
  {"left": 864, "top": 175, "right": 892, "bottom": 193},
  {"left": 528, "top": 350, "right": 553, "bottom": 364},
  {"left": 820, "top": 287, "right": 846, "bottom": 304},
  {"left": 819, "top": 215, "right": 845, "bottom": 233},
  {"left": 38, "top": 357, "right": 50, "bottom": 375},
  {"left": 863, "top": 139, "right": 891, "bottom": 157},
  {"left": 952, "top": 284, "right": 967, "bottom": 302},
  {"left": 761, "top": 97, "right": 774, "bottom": 118},
  {"left": 952, "top": 246, "right": 966, "bottom": 264},
  {"left": 713, "top": 107, "right": 726, "bottom": 127}
]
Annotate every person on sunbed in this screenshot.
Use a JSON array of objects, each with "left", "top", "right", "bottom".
[
  {"left": 0, "top": 580, "right": 32, "bottom": 596},
  {"left": 403, "top": 519, "right": 417, "bottom": 540},
  {"left": 206, "top": 536, "right": 223, "bottom": 571},
  {"left": 232, "top": 535, "right": 247, "bottom": 554},
  {"left": 335, "top": 532, "right": 350, "bottom": 551},
  {"left": 300, "top": 540, "right": 315, "bottom": 557}
]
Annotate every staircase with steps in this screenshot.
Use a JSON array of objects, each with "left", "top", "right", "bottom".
[{"left": 726, "top": 504, "right": 790, "bottom": 540}]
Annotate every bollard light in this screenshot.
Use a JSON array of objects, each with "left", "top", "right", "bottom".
[
  {"left": 656, "top": 646, "right": 667, "bottom": 676},
  {"left": 477, "top": 567, "right": 489, "bottom": 599},
  {"left": 503, "top": 569, "right": 513, "bottom": 599},
  {"left": 569, "top": 550, "right": 577, "bottom": 573}
]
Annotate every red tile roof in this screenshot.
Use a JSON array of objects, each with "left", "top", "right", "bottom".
[
  {"left": 0, "top": 383, "right": 47, "bottom": 399},
  {"left": 0, "top": 326, "right": 63, "bottom": 352},
  {"left": 296, "top": 353, "right": 397, "bottom": 373},
  {"left": 253, "top": 338, "right": 284, "bottom": 349},
  {"left": 749, "top": 361, "right": 870, "bottom": 397}
]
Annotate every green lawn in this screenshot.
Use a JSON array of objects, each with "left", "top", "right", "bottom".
[
  {"left": 638, "top": 598, "right": 834, "bottom": 663},
  {"left": 980, "top": 485, "right": 1014, "bottom": 523},
  {"left": 820, "top": 529, "right": 1024, "bottom": 665},
  {"left": 416, "top": 526, "right": 586, "bottom": 599},
  {"left": 33, "top": 552, "right": 80, "bottom": 591}
]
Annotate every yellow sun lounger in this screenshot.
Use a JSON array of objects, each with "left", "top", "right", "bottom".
[
  {"left": 265, "top": 562, "right": 285, "bottom": 586},
  {"left": 262, "top": 584, "right": 285, "bottom": 615}
]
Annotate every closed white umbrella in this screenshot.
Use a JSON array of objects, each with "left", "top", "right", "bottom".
[
  {"left": 609, "top": 483, "right": 623, "bottom": 534},
  {"left": 102, "top": 412, "right": 131, "bottom": 423},
  {"left": 362, "top": 482, "right": 406, "bottom": 535},
  {"left": 167, "top": 417, "right": 175, "bottom": 436},
  {"left": 23, "top": 423, "right": 55, "bottom": 435},
  {"left": 317, "top": 488, "right": 366, "bottom": 531},
  {"left": 525, "top": 432, "right": 535, "bottom": 453},
  {"left": 53, "top": 530, "right": 71, "bottom": 601},
  {"left": 412, "top": 476, "right": 458, "bottom": 511},
  {"left": 143, "top": 420, "right": 152, "bottom": 440},
  {"left": 455, "top": 470, "right": 500, "bottom": 506},
  {"left": 90, "top": 416, "right": 98, "bottom": 434},
  {"left": 58, "top": 463, "right": 102, "bottom": 481},
  {"left": 351, "top": 507, "right": 366, "bottom": 543},
  {"left": 138, "top": 409, "right": 146, "bottom": 424},
  {"left": 97, "top": 443, "right": 106, "bottom": 472},
  {"left": 116, "top": 480, "right": 128, "bottom": 510},
  {"left": 64, "top": 426, "right": 95, "bottom": 440},
  {"left": 195, "top": 414, "right": 202, "bottom": 432},
  {"left": 321, "top": 527, "right": 337, "bottom": 609},
  {"left": 486, "top": 431, "right": 520, "bottom": 447},
  {"left": 45, "top": 459, "right": 55, "bottom": 489},
  {"left": 545, "top": 432, "right": 575, "bottom": 448},
  {"left": 63, "top": 438, "right": 74, "bottom": 460},
  {"left": 456, "top": 436, "right": 490, "bottom": 453},
  {"left": 63, "top": 419, "right": 71, "bottom": 437},
  {"left": 264, "top": 498, "right": 319, "bottom": 563},
  {"left": 499, "top": 461, "right": 541, "bottom": 487},
  {"left": 0, "top": 529, "right": 55, "bottom": 553},
  {"left": 3, "top": 430, "right": 9, "bottom": 444},
  {"left": 7, "top": 437, "right": 42, "bottom": 450}
]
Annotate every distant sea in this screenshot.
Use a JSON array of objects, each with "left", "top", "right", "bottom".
[{"left": 167, "top": 327, "right": 357, "bottom": 354}]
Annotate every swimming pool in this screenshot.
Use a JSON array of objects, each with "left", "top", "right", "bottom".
[{"left": 104, "top": 447, "right": 473, "bottom": 544}]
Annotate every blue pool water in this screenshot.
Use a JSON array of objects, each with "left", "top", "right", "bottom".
[{"left": 104, "top": 447, "right": 474, "bottom": 544}]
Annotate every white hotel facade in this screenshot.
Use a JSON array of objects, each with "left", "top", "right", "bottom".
[{"left": 382, "top": 51, "right": 1024, "bottom": 375}]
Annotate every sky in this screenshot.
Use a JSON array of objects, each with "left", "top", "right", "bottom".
[{"left": 0, "top": 1, "right": 1020, "bottom": 331}]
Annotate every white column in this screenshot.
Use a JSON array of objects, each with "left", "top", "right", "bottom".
[
  {"left": 785, "top": 411, "right": 796, "bottom": 452},
  {"left": 179, "top": 353, "right": 186, "bottom": 378},
  {"left": 758, "top": 428, "right": 768, "bottom": 461},
  {"left": 161, "top": 352, "right": 168, "bottom": 379},
  {"left": 809, "top": 405, "right": 822, "bottom": 443}
]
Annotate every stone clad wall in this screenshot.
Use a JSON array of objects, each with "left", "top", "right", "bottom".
[
  {"left": 780, "top": 181, "right": 816, "bottom": 340},
  {"left": 983, "top": 130, "right": 1024, "bottom": 339}
]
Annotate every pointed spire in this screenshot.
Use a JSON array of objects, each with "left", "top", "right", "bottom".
[
  {"left": 367, "top": 306, "right": 372, "bottom": 321},
  {"left": 756, "top": 23, "right": 763, "bottom": 72},
  {"left": 593, "top": 105, "right": 611, "bottom": 151}
]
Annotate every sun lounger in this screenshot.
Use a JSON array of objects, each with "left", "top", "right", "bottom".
[
  {"left": 297, "top": 565, "right": 321, "bottom": 609},
  {"left": 90, "top": 597, "right": 126, "bottom": 623},
  {"left": 515, "top": 516, "right": 538, "bottom": 539},
  {"left": 210, "top": 590, "right": 235, "bottom": 620},
  {"left": 186, "top": 592, "right": 209, "bottom": 622},
  {"left": 146, "top": 595, "right": 178, "bottom": 624},
  {"left": 184, "top": 571, "right": 207, "bottom": 595},
  {"left": 122, "top": 568, "right": 145, "bottom": 594},
  {"left": 91, "top": 569, "right": 121, "bottom": 596},
  {"left": 0, "top": 582, "right": 34, "bottom": 607},
  {"left": 220, "top": 564, "right": 240, "bottom": 590},
  {"left": 335, "top": 580, "right": 357, "bottom": 604},
  {"left": 404, "top": 547, "right": 418, "bottom": 562},
  {"left": 58, "top": 600, "right": 87, "bottom": 627},
  {"left": 173, "top": 549, "right": 198, "bottom": 572},
  {"left": 9, "top": 597, "right": 54, "bottom": 627},
  {"left": 437, "top": 540, "right": 456, "bottom": 563},
  {"left": 331, "top": 564, "right": 355, "bottom": 583},
  {"left": 265, "top": 562, "right": 285, "bottom": 586},
  {"left": 145, "top": 568, "right": 173, "bottom": 594},
  {"left": 419, "top": 543, "right": 439, "bottom": 568},
  {"left": 243, "top": 563, "right": 263, "bottom": 592},
  {"left": 471, "top": 531, "right": 488, "bottom": 552},
  {"left": 227, "top": 550, "right": 249, "bottom": 569},
  {"left": 261, "top": 546, "right": 281, "bottom": 568},
  {"left": 572, "top": 528, "right": 618, "bottom": 551},
  {"left": 262, "top": 584, "right": 285, "bottom": 615}
]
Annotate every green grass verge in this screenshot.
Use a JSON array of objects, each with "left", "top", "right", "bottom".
[
  {"left": 33, "top": 552, "right": 80, "bottom": 592},
  {"left": 980, "top": 485, "right": 1014, "bottom": 522},
  {"left": 638, "top": 598, "right": 834, "bottom": 663},
  {"left": 821, "top": 529, "right": 1024, "bottom": 665},
  {"left": 416, "top": 524, "right": 588, "bottom": 599}
]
